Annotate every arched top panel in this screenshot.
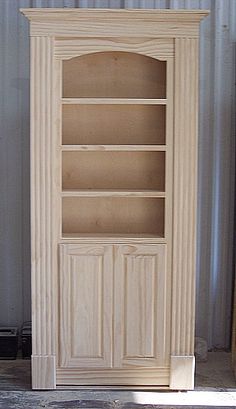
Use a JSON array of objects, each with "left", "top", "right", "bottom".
[
  {"left": 63, "top": 51, "right": 166, "bottom": 99},
  {"left": 55, "top": 38, "right": 174, "bottom": 61}
]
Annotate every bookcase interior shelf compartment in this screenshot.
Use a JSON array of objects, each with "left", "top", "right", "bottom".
[
  {"left": 62, "top": 104, "right": 166, "bottom": 145},
  {"left": 63, "top": 51, "right": 166, "bottom": 98},
  {"left": 61, "top": 51, "right": 166, "bottom": 241},
  {"left": 62, "top": 151, "right": 165, "bottom": 191},
  {"left": 62, "top": 197, "right": 165, "bottom": 236}
]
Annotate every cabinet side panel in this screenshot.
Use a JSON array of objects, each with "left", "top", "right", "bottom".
[
  {"left": 31, "top": 36, "right": 57, "bottom": 388},
  {"left": 172, "top": 38, "right": 199, "bottom": 357}
]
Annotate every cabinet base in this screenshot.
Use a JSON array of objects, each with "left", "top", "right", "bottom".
[
  {"left": 31, "top": 357, "right": 195, "bottom": 390},
  {"left": 56, "top": 367, "right": 169, "bottom": 387},
  {"left": 32, "top": 355, "right": 56, "bottom": 390}
]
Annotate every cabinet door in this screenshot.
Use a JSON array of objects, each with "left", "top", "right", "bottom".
[
  {"left": 59, "top": 244, "right": 113, "bottom": 368},
  {"left": 114, "top": 244, "right": 168, "bottom": 368}
]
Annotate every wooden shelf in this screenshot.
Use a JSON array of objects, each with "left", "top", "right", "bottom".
[
  {"left": 61, "top": 145, "right": 167, "bottom": 151},
  {"left": 62, "top": 98, "right": 167, "bottom": 105},
  {"left": 62, "top": 189, "right": 166, "bottom": 198},
  {"left": 62, "top": 233, "right": 164, "bottom": 238},
  {"left": 61, "top": 233, "right": 166, "bottom": 244}
]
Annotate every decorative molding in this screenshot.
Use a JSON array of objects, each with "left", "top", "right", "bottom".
[
  {"left": 171, "top": 38, "right": 199, "bottom": 356},
  {"left": 54, "top": 38, "right": 174, "bottom": 60},
  {"left": 57, "top": 367, "right": 170, "bottom": 386},
  {"left": 20, "top": 9, "right": 209, "bottom": 38},
  {"left": 170, "top": 356, "right": 195, "bottom": 390},
  {"left": 30, "top": 36, "right": 57, "bottom": 389},
  {"left": 30, "top": 22, "right": 200, "bottom": 38},
  {"left": 32, "top": 355, "right": 56, "bottom": 390},
  {"left": 20, "top": 8, "right": 210, "bottom": 22}
]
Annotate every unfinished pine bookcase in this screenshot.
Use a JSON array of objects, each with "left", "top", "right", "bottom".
[{"left": 21, "top": 8, "right": 209, "bottom": 390}]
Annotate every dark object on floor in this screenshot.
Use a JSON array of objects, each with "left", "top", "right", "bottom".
[
  {"left": 0, "top": 327, "right": 18, "bottom": 359},
  {"left": 21, "top": 322, "right": 31, "bottom": 359}
]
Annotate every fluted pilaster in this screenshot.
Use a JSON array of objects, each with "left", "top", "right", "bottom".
[
  {"left": 171, "top": 37, "right": 199, "bottom": 357},
  {"left": 30, "top": 36, "right": 57, "bottom": 389}
]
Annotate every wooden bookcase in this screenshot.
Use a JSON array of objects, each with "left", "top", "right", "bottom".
[{"left": 21, "top": 8, "right": 209, "bottom": 390}]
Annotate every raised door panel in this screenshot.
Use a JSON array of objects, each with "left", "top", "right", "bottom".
[
  {"left": 59, "top": 244, "right": 113, "bottom": 368},
  {"left": 114, "top": 244, "right": 168, "bottom": 368}
]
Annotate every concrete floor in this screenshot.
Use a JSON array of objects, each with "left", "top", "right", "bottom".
[{"left": 0, "top": 352, "right": 235, "bottom": 408}]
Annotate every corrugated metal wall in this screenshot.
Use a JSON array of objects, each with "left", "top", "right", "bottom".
[{"left": 0, "top": 0, "right": 235, "bottom": 349}]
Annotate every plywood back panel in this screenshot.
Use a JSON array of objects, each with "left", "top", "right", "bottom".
[
  {"left": 63, "top": 52, "right": 166, "bottom": 98},
  {"left": 62, "top": 197, "right": 165, "bottom": 236},
  {"left": 62, "top": 151, "right": 165, "bottom": 190},
  {"left": 62, "top": 105, "right": 165, "bottom": 145}
]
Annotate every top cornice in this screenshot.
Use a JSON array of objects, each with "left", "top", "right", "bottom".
[
  {"left": 20, "top": 8, "right": 209, "bottom": 38},
  {"left": 21, "top": 8, "right": 209, "bottom": 22}
]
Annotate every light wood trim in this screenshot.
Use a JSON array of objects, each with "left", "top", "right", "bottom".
[
  {"left": 20, "top": 9, "right": 210, "bottom": 21},
  {"left": 57, "top": 385, "right": 169, "bottom": 390},
  {"left": 171, "top": 38, "right": 199, "bottom": 357},
  {"left": 55, "top": 38, "right": 174, "bottom": 60},
  {"left": 61, "top": 145, "right": 166, "bottom": 152},
  {"left": 61, "top": 189, "right": 165, "bottom": 198},
  {"left": 165, "top": 59, "right": 174, "bottom": 243},
  {"left": 30, "top": 36, "right": 57, "bottom": 389},
  {"left": 170, "top": 356, "right": 195, "bottom": 390},
  {"left": 161, "top": 58, "right": 174, "bottom": 367},
  {"left": 32, "top": 356, "right": 56, "bottom": 390},
  {"left": 56, "top": 367, "right": 169, "bottom": 386},
  {"left": 30, "top": 22, "right": 203, "bottom": 39},
  {"left": 60, "top": 234, "right": 166, "bottom": 245},
  {"left": 54, "top": 59, "right": 62, "bottom": 368},
  {"left": 61, "top": 98, "right": 167, "bottom": 105},
  {"left": 20, "top": 9, "right": 209, "bottom": 38}
]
